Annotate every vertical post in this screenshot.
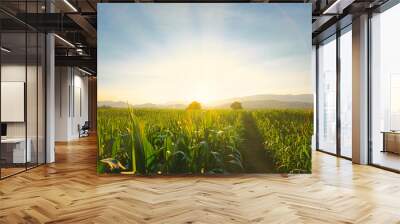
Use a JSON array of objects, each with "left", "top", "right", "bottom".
[
  {"left": 367, "top": 12, "right": 373, "bottom": 165},
  {"left": 352, "top": 14, "right": 369, "bottom": 164},
  {"left": 36, "top": 0, "right": 39, "bottom": 167},
  {"left": 336, "top": 29, "right": 341, "bottom": 157},
  {"left": 46, "top": 1, "right": 56, "bottom": 163},
  {"left": 0, "top": 26, "right": 2, "bottom": 179},
  {"left": 25, "top": 2, "right": 28, "bottom": 170},
  {"left": 315, "top": 45, "right": 320, "bottom": 150}
]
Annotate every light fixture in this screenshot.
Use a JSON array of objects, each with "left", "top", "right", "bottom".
[
  {"left": 76, "top": 48, "right": 85, "bottom": 55},
  {"left": 323, "top": 0, "right": 341, "bottom": 14},
  {"left": 322, "top": 0, "right": 354, "bottom": 15},
  {"left": 1, "top": 47, "right": 11, "bottom": 53},
  {"left": 54, "top": 34, "right": 75, "bottom": 48},
  {"left": 63, "top": 0, "right": 78, "bottom": 12},
  {"left": 78, "top": 67, "right": 93, "bottom": 76}
]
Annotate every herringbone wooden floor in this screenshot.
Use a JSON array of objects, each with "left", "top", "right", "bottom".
[{"left": 1, "top": 136, "right": 400, "bottom": 224}]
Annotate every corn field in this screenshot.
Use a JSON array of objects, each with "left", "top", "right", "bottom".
[
  {"left": 97, "top": 108, "right": 244, "bottom": 174},
  {"left": 252, "top": 109, "right": 313, "bottom": 173},
  {"left": 97, "top": 108, "right": 313, "bottom": 174}
]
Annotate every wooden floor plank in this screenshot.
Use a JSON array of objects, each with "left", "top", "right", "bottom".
[{"left": 0, "top": 136, "right": 399, "bottom": 223}]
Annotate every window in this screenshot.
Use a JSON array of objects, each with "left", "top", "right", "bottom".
[
  {"left": 339, "top": 27, "right": 352, "bottom": 158},
  {"left": 317, "top": 35, "right": 337, "bottom": 154},
  {"left": 371, "top": 3, "right": 400, "bottom": 171},
  {"left": 390, "top": 74, "right": 400, "bottom": 130}
]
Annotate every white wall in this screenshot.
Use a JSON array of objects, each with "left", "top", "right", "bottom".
[
  {"left": 55, "top": 67, "right": 69, "bottom": 141},
  {"left": 1, "top": 82, "right": 25, "bottom": 122},
  {"left": 1, "top": 65, "right": 26, "bottom": 138},
  {"left": 55, "top": 67, "right": 89, "bottom": 141},
  {"left": 71, "top": 72, "right": 89, "bottom": 138},
  {"left": 1, "top": 63, "right": 46, "bottom": 164},
  {"left": 1, "top": 65, "right": 37, "bottom": 138}
]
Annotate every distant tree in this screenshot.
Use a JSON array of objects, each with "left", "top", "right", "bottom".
[
  {"left": 230, "top": 101, "right": 243, "bottom": 110},
  {"left": 187, "top": 101, "right": 202, "bottom": 110}
]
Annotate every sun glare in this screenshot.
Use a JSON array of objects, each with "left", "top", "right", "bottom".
[
  {"left": 198, "top": 97, "right": 212, "bottom": 105},
  {"left": 189, "top": 84, "right": 217, "bottom": 105},
  {"left": 98, "top": 4, "right": 312, "bottom": 106}
]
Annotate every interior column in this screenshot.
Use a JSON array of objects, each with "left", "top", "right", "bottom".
[
  {"left": 46, "top": 1, "right": 55, "bottom": 163},
  {"left": 352, "top": 14, "right": 369, "bottom": 164}
]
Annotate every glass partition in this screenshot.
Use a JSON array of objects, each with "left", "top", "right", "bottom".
[
  {"left": 27, "top": 31, "right": 38, "bottom": 169},
  {"left": 38, "top": 32, "right": 46, "bottom": 165},
  {"left": 1, "top": 31, "right": 28, "bottom": 177},
  {"left": 0, "top": 1, "right": 46, "bottom": 179}
]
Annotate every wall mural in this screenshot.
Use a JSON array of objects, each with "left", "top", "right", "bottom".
[{"left": 97, "top": 3, "right": 313, "bottom": 175}]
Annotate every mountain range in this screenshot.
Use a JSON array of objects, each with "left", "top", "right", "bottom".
[{"left": 98, "top": 94, "right": 313, "bottom": 109}]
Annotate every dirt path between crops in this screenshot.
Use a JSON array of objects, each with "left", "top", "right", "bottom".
[{"left": 240, "top": 112, "right": 274, "bottom": 173}]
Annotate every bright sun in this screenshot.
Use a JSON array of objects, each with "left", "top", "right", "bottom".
[{"left": 192, "top": 89, "right": 214, "bottom": 105}]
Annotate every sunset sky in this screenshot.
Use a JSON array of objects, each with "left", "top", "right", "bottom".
[{"left": 98, "top": 3, "right": 311, "bottom": 105}]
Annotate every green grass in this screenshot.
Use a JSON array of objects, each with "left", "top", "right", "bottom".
[{"left": 97, "top": 108, "right": 313, "bottom": 174}]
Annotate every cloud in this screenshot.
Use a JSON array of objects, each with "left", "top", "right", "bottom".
[
  {"left": 98, "top": 36, "right": 311, "bottom": 104},
  {"left": 98, "top": 4, "right": 312, "bottom": 104}
]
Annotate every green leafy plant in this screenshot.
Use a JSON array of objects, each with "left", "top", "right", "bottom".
[
  {"left": 98, "top": 108, "right": 244, "bottom": 175},
  {"left": 252, "top": 109, "right": 313, "bottom": 173},
  {"left": 97, "top": 108, "right": 312, "bottom": 174}
]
